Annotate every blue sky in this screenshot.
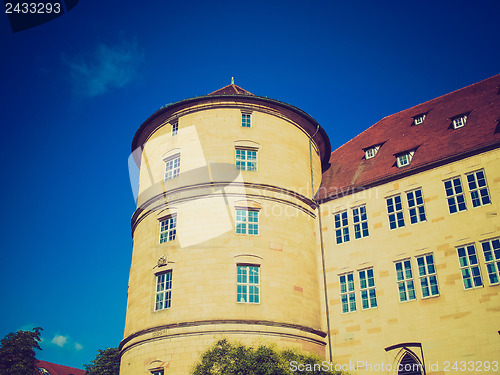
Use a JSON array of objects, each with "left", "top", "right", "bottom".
[{"left": 0, "top": 0, "right": 499, "bottom": 369}]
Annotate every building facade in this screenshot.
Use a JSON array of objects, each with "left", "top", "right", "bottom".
[{"left": 121, "top": 76, "right": 500, "bottom": 374}]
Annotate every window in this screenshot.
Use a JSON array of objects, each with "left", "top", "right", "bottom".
[
  {"left": 466, "top": 170, "right": 491, "bottom": 207},
  {"left": 416, "top": 254, "right": 439, "bottom": 297},
  {"left": 396, "top": 151, "right": 414, "bottom": 168},
  {"left": 159, "top": 215, "right": 177, "bottom": 243},
  {"left": 241, "top": 112, "right": 251, "bottom": 127},
  {"left": 481, "top": 238, "right": 500, "bottom": 285},
  {"left": 151, "top": 370, "right": 164, "bottom": 375},
  {"left": 171, "top": 121, "right": 178, "bottom": 136},
  {"left": 155, "top": 271, "right": 172, "bottom": 311},
  {"left": 364, "top": 145, "right": 380, "bottom": 159},
  {"left": 406, "top": 188, "right": 426, "bottom": 224},
  {"left": 237, "top": 265, "right": 259, "bottom": 303},
  {"left": 452, "top": 115, "right": 467, "bottom": 129},
  {"left": 164, "top": 154, "right": 180, "bottom": 181},
  {"left": 386, "top": 195, "right": 405, "bottom": 229},
  {"left": 457, "top": 244, "right": 483, "bottom": 289},
  {"left": 359, "top": 268, "right": 377, "bottom": 309},
  {"left": 235, "top": 209, "right": 259, "bottom": 235},
  {"left": 235, "top": 148, "right": 257, "bottom": 171},
  {"left": 413, "top": 114, "right": 426, "bottom": 125},
  {"left": 334, "top": 211, "right": 350, "bottom": 244},
  {"left": 353, "top": 205, "right": 369, "bottom": 239},
  {"left": 444, "top": 177, "right": 467, "bottom": 213},
  {"left": 339, "top": 273, "right": 356, "bottom": 313},
  {"left": 395, "top": 260, "right": 416, "bottom": 302}
]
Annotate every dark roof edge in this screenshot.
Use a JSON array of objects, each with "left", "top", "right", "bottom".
[
  {"left": 132, "top": 93, "right": 331, "bottom": 170},
  {"left": 317, "top": 140, "right": 500, "bottom": 204}
]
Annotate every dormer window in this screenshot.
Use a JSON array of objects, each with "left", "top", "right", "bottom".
[
  {"left": 452, "top": 115, "right": 467, "bottom": 129},
  {"left": 396, "top": 150, "right": 415, "bottom": 168},
  {"left": 364, "top": 145, "right": 380, "bottom": 160},
  {"left": 413, "top": 114, "right": 426, "bottom": 126}
]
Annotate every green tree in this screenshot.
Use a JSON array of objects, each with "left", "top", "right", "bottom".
[
  {"left": 191, "top": 339, "right": 347, "bottom": 375},
  {"left": 84, "top": 347, "right": 120, "bottom": 375},
  {"left": 0, "top": 327, "right": 43, "bottom": 375}
]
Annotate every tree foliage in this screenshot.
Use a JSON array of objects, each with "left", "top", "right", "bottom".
[
  {"left": 0, "top": 327, "right": 43, "bottom": 375},
  {"left": 191, "top": 339, "right": 346, "bottom": 375},
  {"left": 84, "top": 347, "right": 120, "bottom": 375}
]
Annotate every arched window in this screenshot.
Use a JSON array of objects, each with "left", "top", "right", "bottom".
[{"left": 398, "top": 352, "right": 423, "bottom": 375}]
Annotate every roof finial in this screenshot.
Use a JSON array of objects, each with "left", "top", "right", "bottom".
[{"left": 231, "top": 77, "right": 234, "bottom": 84}]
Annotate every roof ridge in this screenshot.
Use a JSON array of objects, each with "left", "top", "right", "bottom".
[{"left": 208, "top": 83, "right": 254, "bottom": 96}]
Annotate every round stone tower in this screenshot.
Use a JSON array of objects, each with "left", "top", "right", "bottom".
[{"left": 120, "top": 83, "right": 331, "bottom": 375}]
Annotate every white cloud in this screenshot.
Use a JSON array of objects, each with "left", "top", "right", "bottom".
[
  {"left": 75, "top": 342, "right": 83, "bottom": 351},
  {"left": 51, "top": 335, "right": 68, "bottom": 347},
  {"left": 64, "top": 38, "right": 144, "bottom": 97}
]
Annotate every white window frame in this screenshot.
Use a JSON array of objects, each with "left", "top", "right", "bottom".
[
  {"left": 159, "top": 215, "right": 177, "bottom": 243},
  {"left": 452, "top": 115, "right": 467, "bottom": 129},
  {"left": 406, "top": 188, "right": 426, "bottom": 224},
  {"left": 386, "top": 195, "right": 405, "bottom": 230},
  {"left": 164, "top": 154, "right": 180, "bottom": 181},
  {"left": 466, "top": 170, "right": 491, "bottom": 208},
  {"left": 416, "top": 254, "right": 439, "bottom": 298},
  {"left": 241, "top": 112, "right": 252, "bottom": 128},
  {"left": 235, "top": 148, "right": 258, "bottom": 171},
  {"left": 444, "top": 176, "right": 467, "bottom": 214},
  {"left": 151, "top": 371, "right": 164, "bottom": 375},
  {"left": 334, "top": 210, "right": 350, "bottom": 244},
  {"left": 352, "top": 205, "right": 369, "bottom": 239},
  {"left": 171, "top": 121, "right": 178, "bottom": 136},
  {"left": 237, "top": 265, "right": 260, "bottom": 303},
  {"left": 395, "top": 259, "right": 416, "bottom": 302},
  {"left": 396, "top": 151, "right": 414, "bottom": 168},
  {"left": 457, "top": 244, "right": 483, "bottom": 290},
  {"left": 359, "top": 268, "right": 377, "bottom": 309},
  {"left": 235, "top": 208, "right": 259, "bottom": 235},
  {"left": 413, "top": 114, "right": 426, "bottom": 125},
  {"left": 154, "top": 270, "right": 172, "bottom": 311},
  {"left": 339, "top": 272, "right": 356, "bottom": 313},
  {"left": 364, "top": 145, "right": 380, "bottom": 160},
  {"left": 480, "top": 238, "right": 500, "bottom": 285}
]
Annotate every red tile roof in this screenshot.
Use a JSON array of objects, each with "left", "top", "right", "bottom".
[
  {"left": 318, "top": 74, "right": 500, "bottom": 202},
  {"left": 208, "top": 83, "right": 254, "bottom": 96},
  {"left": 37, "top": 360, "right": 85, "bottom": 375}
]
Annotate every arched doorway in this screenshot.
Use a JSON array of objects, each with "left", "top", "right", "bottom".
[{"left": 398, "top": 352, "right": 423, "bottom": 375}]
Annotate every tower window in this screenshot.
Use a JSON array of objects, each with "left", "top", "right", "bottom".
[
  {"left": 235, "top": 148, "right": 257, "bottom": 171},
  {"left": 159, "top": 215, "right": 177, "bottom": 243},
  {"left": 235, "top": 209, "right": 259, "bottom": 235},
  {"left": 339, "top": 273, "right": 356, "bottom": 313},
  {"left": 164, "top": 154, "right": 180, "bottom": 181},
  {"left": 171, "top": 121, "right": 178, "bottom": 136},
  {"left": 457, "top": 244, "right": 483, "bottom": 289},
  {"left": 155, "top": 271, "right": 172, "bottom": 311},
  {"left": 241, "top": 112, "right": 251, "bottom": 128},
  {"left": 452, "top": 115, "right": 467, "bottom": 129},
  {"left": 237, "top": 265, "right": 260, "bottom": 303},
  {"left": 416, "top": 254, "right": 439, "bottom": 297},
  {"left": 359, "top": 268, "right": 377, "bottom": 309}
]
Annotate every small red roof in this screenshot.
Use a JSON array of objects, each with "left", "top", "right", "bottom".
[
  {"left": 208, "top": 83, "right": 254, "bottom": 96},
  {"left": 37, "top": 360, "right": 86, "bottom": 375},
  {"left": 318, "top": 74, "right": 500, "bottom": 201}
]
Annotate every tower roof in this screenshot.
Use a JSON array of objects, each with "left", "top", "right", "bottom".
[
  {"left": 318, "top": 74, "right": 500, "bottom": 202},
  {"left": 208, "top": 83, "right": 255, "bottom": 96}
]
